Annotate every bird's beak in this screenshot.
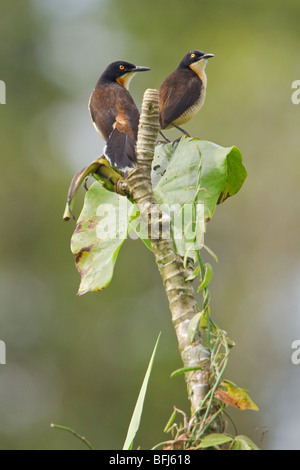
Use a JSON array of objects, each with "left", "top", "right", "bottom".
[
  {"left": 203, "top": 53, "right": 214, "bottom": 60},
  {"left": 132, "top": 66, "right": 151, "bottom": 72}
]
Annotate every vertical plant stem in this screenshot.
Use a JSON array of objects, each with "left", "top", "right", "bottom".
[{"left": 125, "top": 89, "right": 211, "bottom": 414}]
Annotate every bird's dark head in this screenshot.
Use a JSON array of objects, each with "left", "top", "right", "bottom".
[
  {"left": 101, "top": 61, "right": 150, "bottom": 89},
  {"left": 178, "top": 50, "right": 214, "bottom": 75}
]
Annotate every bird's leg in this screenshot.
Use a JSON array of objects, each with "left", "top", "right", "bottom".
[
  {"left": 171, "top": 123, "right": 191, "bottom": 145},
  {"left": 171, "top": 123, "right": 190, "bottom": 137},
  {"left": 156, "top": 131, "right": 171, "bottom": 144}
]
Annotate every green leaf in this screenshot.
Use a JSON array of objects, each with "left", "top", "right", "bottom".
[
  {"left": 71, "top": 183, "right": 135, "bottom": 295},
  {"left": 152, "top": 138, "right": 246, "bottom": 260},
  {"left": 197, "top": 433, "right": 233, "bottom": 449},
  {"left": 123, "top": 333, "right": 161, "bottom": 450},
  {"left": 197, "top": 262, "right": 213, "bottom": 291},
  {"left": 163, "top": 408, "right": 177, "bottom": 433},
  {"left": 187, "top": 311, "right": 203, "bottom": 344},
  {"left": 185, "top": 265, "right": 200, "bottom": 282},
  {"left": 230, "top": 435, "right": 260, "bottom": 451},
  {"left": 202, "top": 244, "right": 218, "bottom": 262},
  {"left": 217, "top": 146, "right": 248, "bottom": 204},
  {"left": 128, "top": 205, "right": 152, "bottom": 251},
  {"left": 170, "top": 365, "right": 203, "bottom": 378},
  {"left": 70, "top": 137, "right": 246, "bottom": 295}
]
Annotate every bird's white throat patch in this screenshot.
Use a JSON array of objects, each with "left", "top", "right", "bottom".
[
  {"left": 116, "top": 72, "right": 136, "bottom": 90},
  {"left": 189, "top": 59, "right": 208, "bottom": 86}
]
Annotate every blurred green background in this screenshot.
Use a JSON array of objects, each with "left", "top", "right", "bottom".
[{"left": 1, "top": 0, "right": 300, "bottom": 450}]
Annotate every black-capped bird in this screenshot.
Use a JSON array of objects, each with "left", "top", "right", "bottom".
[
  {"left": 159, "top": 50, "right": 214, "bottom": 139},
  {"left": 89, "top": 61, "right": 150, "bottom": 172}
]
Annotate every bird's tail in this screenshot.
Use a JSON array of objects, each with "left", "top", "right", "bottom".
[{"left": 104, "top": 128, "right": 137, "bottom": 172}]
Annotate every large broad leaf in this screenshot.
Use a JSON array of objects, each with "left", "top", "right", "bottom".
[
  {"left": 71, "top": 138, "right": 247, "bottom": 294},
  {"left": 153, "top": 138, "right": 247, "bottom": 217},
  {"left": 71, "top": 184, "right": 135, "bottom": 295},
  {"left": 152, "top": 138, "right": 247, "bottom": 258}
]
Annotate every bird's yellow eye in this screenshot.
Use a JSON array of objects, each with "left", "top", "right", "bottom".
[
  {"left": 191, "top": 53, "right": 196, "bottom": 58},
  {"left": 119, "top": 65, "right": 125, "bottom": 70}
]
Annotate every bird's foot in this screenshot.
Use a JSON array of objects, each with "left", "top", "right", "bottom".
[{"left": 172, "top": 138, "right": 181, "bottom": 146}]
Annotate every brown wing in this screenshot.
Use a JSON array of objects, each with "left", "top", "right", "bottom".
[
  {"left": 89, "top": 87, "right": 115, "bottom": 141},
  {"left": 89, "top": 83, "right": 139, "bottom": 141},
  {"left": 159, "top": 68, "right": 202, "bottom": 129},
  {"left": 89, "top": 83, "right": 140, "bottom": 170}
]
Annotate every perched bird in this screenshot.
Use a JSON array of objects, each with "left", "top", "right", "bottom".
[
  {"left": 159, "top": 50, "right": 214, "bottom": 138},
  {"left": 89, "top": 61, "right": 150, "bottom": 172}
]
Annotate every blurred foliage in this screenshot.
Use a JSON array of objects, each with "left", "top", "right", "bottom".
[{"left": 0, "top": 0, "right": 300, "bottom": 450}]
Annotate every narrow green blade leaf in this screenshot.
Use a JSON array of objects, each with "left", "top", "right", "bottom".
[
  {"left": 202, "top": 244, "right": 218, "bottom": 262},
  {"left": 170, "top": 365, "right": 203, "bottom": 378},
  {"left": 197, "top": 262, "right": 213, "bottom": 291},
  {"left": 163, "top": 409, "right": 177, "bottom": 433},
  {"left": 123, "top": 333, "right": 161, "bottom": 450}
]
